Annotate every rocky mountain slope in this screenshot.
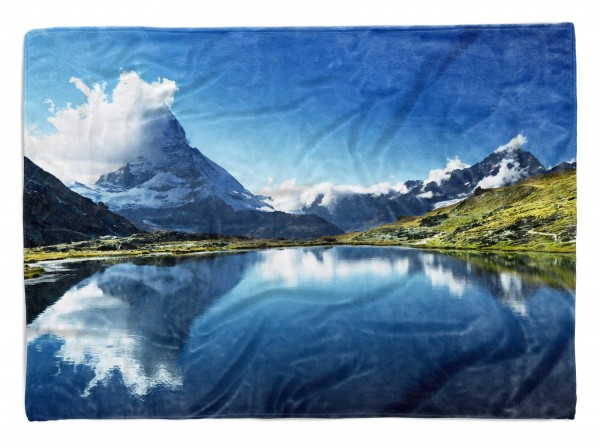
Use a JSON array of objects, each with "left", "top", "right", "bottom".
[
  {"left": 24, "top": 157, "right": 138, "bottom": 247},
  {"left": 346, "top": 169, "right": 576, "bottom": 253},
  {"left": 297, "top": 142, "right": 549, "bottom": 232},
  {"left": 71, "top": 112, "right": 341, "bottom": 239}
]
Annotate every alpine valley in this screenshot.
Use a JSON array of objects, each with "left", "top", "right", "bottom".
[
  {"left": 68, "top": 111, "right": 342, "bottom": 241},
  {"left": 25, "top": 109, "right": 575, "bottom": 249},
  {"left": 69, "top": 111, "right": 574, "bottom": 236},
  {"left": 294, "top": 140, "right": 562, "bottom": 232}
]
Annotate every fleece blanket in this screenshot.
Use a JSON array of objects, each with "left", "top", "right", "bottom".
[{"left": 23, "top": 25, "right": 576, "bottom": 420}]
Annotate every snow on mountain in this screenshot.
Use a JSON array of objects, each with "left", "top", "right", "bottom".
[
  {"left": 476, "top": 158, "right": 529, "bottom": 189},
  {"left": 69, "top": 119, "right": 567, "bottom": 237},
  {"left": 273, "top": 135, "right": 549, "bottom": 232},
  {"left": 74, "top": 111, "right": 273, "bottom": 213},
  {"left": 70, "top": 110, "right": 340, "bottom": 239}
]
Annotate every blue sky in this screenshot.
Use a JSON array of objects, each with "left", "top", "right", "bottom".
[{"left": 24, "top": 25, "right": 575, "bottom": 191}]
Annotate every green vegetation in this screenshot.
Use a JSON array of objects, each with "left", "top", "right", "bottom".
[
  {"left": 23, "top": 231, "right": 340, "bottom": 277},
  {"left": 24, "top": 171, "right": 576, "bottom": 279},
  {"left": 436, "top": 249, "right": 575, "bottom": 290},
  {"left": 24, "top": 264, "right": 45, "bottom": 279},
  {"left": 345, "top": 170, "right": 576, "bottom": 253}
]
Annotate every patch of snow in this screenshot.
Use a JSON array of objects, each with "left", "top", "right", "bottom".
[
  {"left": 142, "top": 220, "right": 160, "bottom": 227},
  {"left": 140, "top": 172, "right": 185, "bottom": 188},
  {"left": 433, "top": 197, "right": 466, "bottom": 209},
  {"left": 417, "top": 191, "right": 434, "bottom": 199},
  {"left": 258, "top": 206, "right": 275, "bottom": 212},
  {"left": 72, "top": 169, "right": 272, "bottom": 214}
]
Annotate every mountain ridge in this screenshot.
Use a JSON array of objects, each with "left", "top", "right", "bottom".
[
  {"left": 71, "top": 111, "right": 342, "bottom": 239},
  {"left": 291, "top": 143, "right": 550, "bottom": 232},
  {"left": 24, "top": 157, "right": 139, "bottom": 248},
  {"left": 345, "top": 169, "right": 576, "bottom": 253},
  {"left": 66, "top": 110, "right": 573, "bottom": 237}
]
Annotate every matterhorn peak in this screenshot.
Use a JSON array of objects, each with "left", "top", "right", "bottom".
[{"left": 494, "top": 134, "right": 527, "bottom": 154}]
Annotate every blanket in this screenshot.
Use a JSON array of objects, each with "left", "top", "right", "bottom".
[{"left": 23, "top": 24, "right": 576, "bottom": 420}]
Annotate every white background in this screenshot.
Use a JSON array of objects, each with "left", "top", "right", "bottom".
[{"left": 0, "top": 1, "right": 598, "bottom": 445}]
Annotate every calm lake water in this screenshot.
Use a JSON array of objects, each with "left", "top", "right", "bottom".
[{"left": 25, "top": 246, "right": 576, "bottom": 419}]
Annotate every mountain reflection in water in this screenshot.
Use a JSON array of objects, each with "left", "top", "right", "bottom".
[{"left": 26, "top": 246, "right": 575, "bottom": 420}]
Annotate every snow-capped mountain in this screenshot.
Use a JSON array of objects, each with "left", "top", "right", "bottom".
[
  {"left": 417, "top": 139, "right": 546, "bottom": 200},
  {"left": 292, "top": 139, "right": 549, "bottom": 232},
  {"left": 71, "top": 111, "right": 341, "bottom": 239},
  {"left": 70, "top": 115, "right": 569, "bottom": 237},
  {"left": 72, "top": 112, "right": 272, "bottom": 213}
]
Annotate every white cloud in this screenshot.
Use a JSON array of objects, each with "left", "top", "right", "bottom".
[
  {"left": 474, "top": 134, "right": 531, "bottom": 189},
  {"left": 476, "top": 158, "right": 525, "bottom": 189},
  {"left": 421, "top": 253, "right": 466, "bottom": 297},
  {"left": 494, "top": 133, "right": 527, "bottom": 154},
  {"left": 28, "top": 280, "right": 182, "bottom": 397},
  {"left": 423, "top": 156, "right": 470, "bottom": 186},
  {"left": 257, "top": 248, "right": 410, "bottom": 286},
  {"left": 259, "top": 178, "right": 409, "bottom": 212},
  {"left": 43, "top": 98, "right": 55, "bottom": 113},
  {"left": 24, "top": 71, "right": 179, "bottom": 184},
  {"left": 498, "top": 272, "right": 527, "bottom": 316}
]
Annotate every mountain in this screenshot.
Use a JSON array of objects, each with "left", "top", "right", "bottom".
[
  {"left": 71, "top": 112, "right": 341, "bottom": 239},
  {"left": 347, "top": 169, "right": 576, "bottom": 253},
  {"left": 294, "top": 143, "right": 548, "bottom": 232},
  {"left": 24, "top": 157, "right": 138, "bottom": 248},
  {"left": 418, "top": 143, "right": 546, "bottom": 198},
  {"left": 548, "top": 161, "right": 576, "bottom": 173},
  {"left": 300, "top": 191, "right": 432, "bottom": 233}
]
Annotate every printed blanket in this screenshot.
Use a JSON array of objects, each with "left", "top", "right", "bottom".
[{"left": 24, "top": 25, "right": 576, "bottom": 420}]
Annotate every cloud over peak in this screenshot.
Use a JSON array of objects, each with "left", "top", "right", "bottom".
[
  {"left": 423, "top": 156, "right": 470, "bottom": 186},
  {"left": 259, "top": 178, "right": 409, "bottom": 213},
  {"left": 25, "top": 71, "right": 179, "bottom": 184},
  {"left": 475, "top": 134, "right": 531, "bottom": 189},
  {"left": 494, "top": 133, "right": 527, "bottom": 154}
]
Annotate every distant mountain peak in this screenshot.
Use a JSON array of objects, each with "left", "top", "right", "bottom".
[
  {"left": 89, "top": 110, "right": 271, "bottom": 213},
  {"left": 549, "top": 161, "right": 577, "bottom": 173},
  {"left": 67, "top": 118, "right": 569, "bottom": 238},
  {"left": 71, "top": 113, "right": 340, "bottom": 239},
  {"left": 295, "top": 138, "right": 550, "bottom": 232},
  {"left": 493, "top": 134, "right": 527, "bottom": 154}
]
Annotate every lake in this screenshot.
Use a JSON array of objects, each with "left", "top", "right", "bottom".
[{"left": 25, "top": 246, "right": 576, "bottom": 419}]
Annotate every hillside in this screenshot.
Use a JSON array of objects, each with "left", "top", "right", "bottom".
[
  {"left": 24, "top": 157, "right": 139, "bottom": 247},
  {"left": 70, "top": 111, "right": 342, "bottom": 239},
  {"left": 347, "top": 170, "right": 576, "bottom": 253},
  {"left": 295, "top": 138, "right": 548, "bottom": 232}
]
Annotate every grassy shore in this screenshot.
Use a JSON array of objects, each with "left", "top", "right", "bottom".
[
  {"left": 24, "top": 171, "right": 576, "bottom": 279},
  {"left": 23, "top": 230, "right": 575, "bottom": 281},
  {"left": 342, "top": 170, "right": 576, "bottom": 254},
  {"left": 23, "top": 232, "right": 340, "bottom": 277}
]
